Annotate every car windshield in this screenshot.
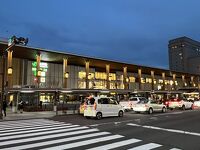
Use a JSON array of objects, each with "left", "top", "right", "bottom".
[{"left": 138, "top": 99, "right": 149, "bottom": 104}]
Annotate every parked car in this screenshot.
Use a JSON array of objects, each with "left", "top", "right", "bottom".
[
  {"left": 193, "top": 100, "right": 200, "bottom": 109},
  {"left": 119, "top": 97, "right": 146, "bottom": 111},
  {"left": 84, "top": 96, "right": 124, "bottom": 119},
  {"left": 163, "top": 99, "right": 171, "bottom": 108},
  {"left": 168, "top": 98, "right": 193, "bottom": 110},
  {"left": 133, "top": 99, "right": 167, "bottom": 114}
]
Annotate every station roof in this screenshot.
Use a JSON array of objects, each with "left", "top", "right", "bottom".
[{"left": 0, "top": 41, "right": 198, "bottom": 78}]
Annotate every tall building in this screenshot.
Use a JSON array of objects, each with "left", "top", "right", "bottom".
[{"left": 168, "top": 36, "right": 200, "bottom": 74}]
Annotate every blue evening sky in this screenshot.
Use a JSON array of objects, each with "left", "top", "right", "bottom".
[{"left": 1, "top": 0, "right": 200, "bottom": 69}]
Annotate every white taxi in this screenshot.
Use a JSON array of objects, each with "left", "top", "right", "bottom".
[
  {"left": 119, "top": 97, "right": 144, "bottom": 111},
  {"left": 84, "top": 96, "right": 124, "bottom": 119},
  {"left": 133, "top": 98, "right": 167, "bottom": 114}
]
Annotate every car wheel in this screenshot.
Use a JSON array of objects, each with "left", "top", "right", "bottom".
[
  {"left": 148, "top": 108, "right": 153, "bottom": 114},
  {"left": 162, "top": 107, "right": 166, "bottom": 113},
  {"left": 182, "top": 105, "right": 185, "bottom": 110},
  {"left": 96, "top": 112, "right": 102, "bottom": 120},
  {"left": 118, "top": 110, "right": 123, "bottom": 117}
]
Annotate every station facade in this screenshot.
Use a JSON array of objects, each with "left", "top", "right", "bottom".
[{"left": 0, "top": 41, "right": 199, "bottom": 111}]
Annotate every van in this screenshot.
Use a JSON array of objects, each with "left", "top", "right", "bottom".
[{"left": 84, "top": 96, "right": 124, "bottom": 119}]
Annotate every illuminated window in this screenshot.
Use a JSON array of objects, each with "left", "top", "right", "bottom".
[
  {"left": 146, "top": 78, "right": 152, "bottom": 83},
  {"left": 154, "top": 79, "right": 157, "bottom": 84},
  {"left": 78, "top": 81, "right": 86, "bottom": 88},
  {"left": 170, "top": 80, "right": 173, "bottom": 85},
  {"left": 158, "top": 79, "right": 163, "bottom": 84},
  {"left": 10, "top": 95, "right": 14, "bottom": 101},
  {"left": 165, "top": 80, "right": 169, "bottom": 85},
  {"left": 95, "top": 72, "right": 106, "bottom": 80},
  {"left": 108, "top": 73, "right": 116, "bottom": 81},
  {"left": 88, "top": 73, "right": 94, "bottom": 79},
  {"left": 79, "top": 72, "right": 86, "bottom": 79},
  {"left": 141, "top": 78, "right": 146, "bottom": 83},
  {"left": 129, "top": 77, "right": 135, "bottom": 83}
]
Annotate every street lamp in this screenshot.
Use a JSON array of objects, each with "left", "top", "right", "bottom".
[{"left": 0, "top": 35, "right": 28, "bottom": 119}]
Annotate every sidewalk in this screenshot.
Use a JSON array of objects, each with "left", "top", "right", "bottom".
[{"left": 1, "top": 108, "right": 79, "bottom": 121}]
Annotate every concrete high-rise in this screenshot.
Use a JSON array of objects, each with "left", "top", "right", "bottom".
[{"left": 169, "top": 36, "right": 200, "bottom": 74}]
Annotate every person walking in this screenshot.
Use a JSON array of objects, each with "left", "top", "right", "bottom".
[
  {"left": 10, "top": 101, "right": 13, "bottom": 109},
  {"left": 18, "top": 101, "right": 24, "bottom": 113},
  {"left": 2, "top": 100, "right": 7, "bottom": 117}
]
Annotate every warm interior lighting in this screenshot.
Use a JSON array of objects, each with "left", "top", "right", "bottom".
[
  {"left": 64, "top": 72, "right": 69, "bottom": 79},
  {"left": 7, "top": 67, "right": 13, "bottom": 75}
]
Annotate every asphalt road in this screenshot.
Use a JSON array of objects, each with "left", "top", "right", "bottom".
[
  {"left": 0, "top": 109, "right": 200, "bottom": 150},
  {"left": 51, "top": 109, "right": 200, "bottom": 150}
]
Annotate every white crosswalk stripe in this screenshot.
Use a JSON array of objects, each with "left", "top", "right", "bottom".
[
  {"left": 0, "top": 123, "right": 71, "bottom": 133},
  {"left": 86, "top": 138, "right": 142, "bottom": 150},
  {"left": 0, "top": 122, "right": 69, "bottom": 130},
  {"left": 0, "top": 124, "right": 79, "bottom": 136},
  {"left": 0, "top": 119, "right": 182, "bottom": 150},
  {"left": 0, "top": 126, "right": 88, "bottom": 141},
  {"left": 128, "top": 143, "right": 162, "bottom": 150}
]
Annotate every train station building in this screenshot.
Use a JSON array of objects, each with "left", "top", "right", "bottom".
[{"left": 0, "top": 40, "right": 199, "bottom": 112}]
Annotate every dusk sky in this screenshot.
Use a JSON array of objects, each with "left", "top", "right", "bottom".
[{"left": 1, "top": 0, "right": 200, "bottom": 69}]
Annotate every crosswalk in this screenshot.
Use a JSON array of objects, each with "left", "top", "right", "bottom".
[{"left": 0, "top": 119, "right": 181, "bottom": 150}]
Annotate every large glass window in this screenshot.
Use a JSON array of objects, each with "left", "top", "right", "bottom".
[
  {"left": 79, "top": 72, "right": 86, "bottom": 79},
  {"left": 95, "top": 72, "right": 106, "bottom": 80}
]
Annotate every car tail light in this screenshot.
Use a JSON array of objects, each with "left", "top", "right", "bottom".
[{"left": 93, "top": 102, "right": 97, "bottom": 110}]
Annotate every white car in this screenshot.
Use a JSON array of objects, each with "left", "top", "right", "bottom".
[
  {"left": 168, "top": 98, "right": 193, "bottom": 110},
  {"left": 133, "top": 99, "right": 167, "bottom": 114},
  {"left": 84, "top": 97, "right": 124, "bottom": 119},
  {"left": 119, "top": 97, "right": 146, "bottom": 111},
  {"left": 193, "top": 100, "right": 200, "bottom": 109}
]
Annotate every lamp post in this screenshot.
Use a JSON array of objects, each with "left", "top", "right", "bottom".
[{"left": 0, "top": 36, "right": 28, "bottom": 119}]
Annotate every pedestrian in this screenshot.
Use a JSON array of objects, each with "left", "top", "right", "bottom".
[
  {"left": 2, "top": 100, "right": 7, "bottom": 117},
  {"left": 18, "top": 101, "right": 24, "bottom": 113},
  {"left": 9, "top": 101, "right": 13, "bottom": 109}
]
